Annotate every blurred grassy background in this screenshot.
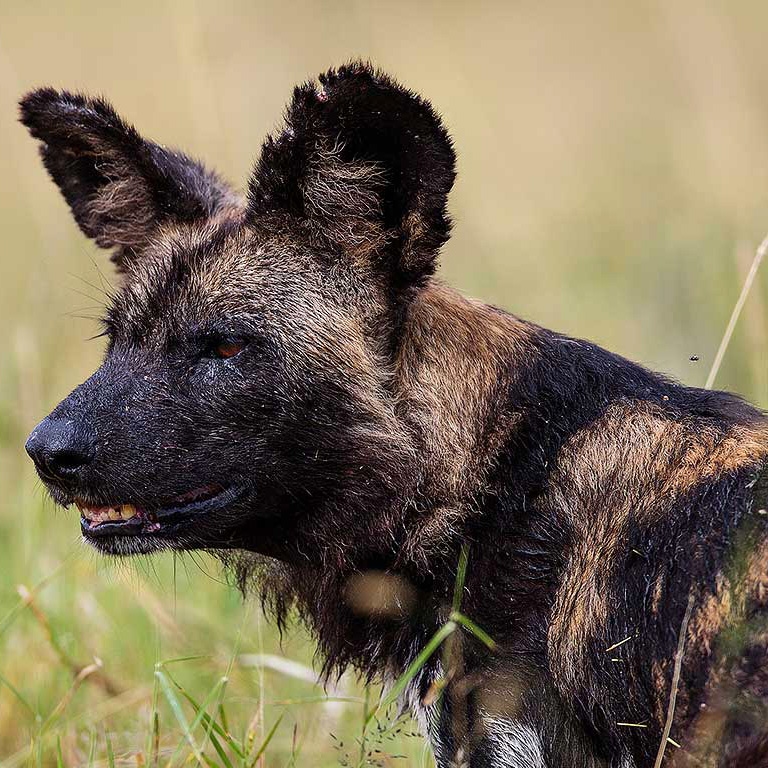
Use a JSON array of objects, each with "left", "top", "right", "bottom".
[{"left": 0, "top": 0, "right": 767, "bottom": 764}]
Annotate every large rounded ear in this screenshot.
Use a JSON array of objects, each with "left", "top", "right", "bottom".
[
  {"left": 19, "top": 88, "right": 236, "bottom": 269},
  {"left": 247, "top": 62, "right": 456, "bottom": 286}
]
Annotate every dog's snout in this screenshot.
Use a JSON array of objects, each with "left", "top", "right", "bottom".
[{"left": 25, "top": 418, "right": 96, "bottom": 483}]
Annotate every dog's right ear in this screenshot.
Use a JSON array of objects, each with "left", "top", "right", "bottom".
[{"left": 19, "top": 88, "right": 235, "bottom": 269}]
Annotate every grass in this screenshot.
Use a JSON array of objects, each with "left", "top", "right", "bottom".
[
  {"left": 1, "top": 0, "right": 768, "bottom": 764},
  {"left": 0, "top": 561, "right": 432, "bottom": 767},
  {"left": 0, "top": 546, "right": 496, "bottom": 767}
]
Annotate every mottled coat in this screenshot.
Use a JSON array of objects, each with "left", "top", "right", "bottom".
[{"left": 21, "top": 63, "right": 768, "bottom": 767}]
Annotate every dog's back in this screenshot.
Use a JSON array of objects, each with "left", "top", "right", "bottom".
[{"left": 397, "top": 281, "right": 768, "bottom": 767}]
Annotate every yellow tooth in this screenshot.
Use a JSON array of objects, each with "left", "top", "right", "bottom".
[
  {"left": 120, "top": 504, "right": 137, "bottom": 520},
  {"left": 106, "top": 507, "right": 119, "bottom": 521}
]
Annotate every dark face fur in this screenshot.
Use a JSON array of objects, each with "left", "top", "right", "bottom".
[{"left": 20, "top": 63, "right": 455, "bottom": 561}]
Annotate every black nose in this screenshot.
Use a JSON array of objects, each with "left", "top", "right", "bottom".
[{"left": 25, "top": 417, "right": 96, "bottom": 483}]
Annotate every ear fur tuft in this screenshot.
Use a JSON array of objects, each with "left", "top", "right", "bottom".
[
  {"left": 20, "top": 88, "right": 234, "bottom": 268},
  {"left": 247, "top": 61, "right": 456, "bottom": 285}
]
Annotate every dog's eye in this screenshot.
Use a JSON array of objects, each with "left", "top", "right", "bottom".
[{"left": 207, "top": 338, "right": 247, "bottom": 360}]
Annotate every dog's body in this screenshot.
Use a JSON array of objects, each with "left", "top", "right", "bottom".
[{"left": 20, "top": 64, "right": 768, "bottom": 767}]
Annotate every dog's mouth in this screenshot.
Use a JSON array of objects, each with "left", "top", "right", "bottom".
[{"left": 77, "top": 484, "right": 243, "bottom": 539}]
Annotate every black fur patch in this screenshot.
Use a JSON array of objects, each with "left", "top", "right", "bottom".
[
  {"left": 19, "top": 88, "right": 235, "bottom": 267},
  {"left": 247, "top": 61, "right": 455, "bottom": 285}
]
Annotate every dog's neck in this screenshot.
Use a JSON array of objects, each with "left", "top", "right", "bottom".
[{"left": 395, "top": 281, "right": 534, "bottom": 504}]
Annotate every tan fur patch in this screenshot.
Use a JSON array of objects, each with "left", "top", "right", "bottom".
[
  {"left": 395, "top": 282, "right": 534, "bottom": 497},
  {"left": 394, "top": 282, "right": 536, "bottom": 557},
  {"left": 304, "top": 144, "right": 390, "bottom": 262},
  {"left": 651, "top": 658, "right": 668, "bottom": 724},
  {"left": 548, "top": 401, "right": 768, "bottom": 686},
  {"left": 745, "top": 536, "right": 768, "bottom": 607},
  {"left": 689, "top": 576, "right": 733, "bottom": 658}
]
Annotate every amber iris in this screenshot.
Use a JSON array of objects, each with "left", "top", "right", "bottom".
[{"left": 214, "top": 340, "right": 245, "bottom": 359}]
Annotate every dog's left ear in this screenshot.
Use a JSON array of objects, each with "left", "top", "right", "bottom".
[
  {"left": 19, "top": 88, "right": 235, "bottom": 269},
  {"left": 247, "top": 62, "right": 456, "bottom": 286}
]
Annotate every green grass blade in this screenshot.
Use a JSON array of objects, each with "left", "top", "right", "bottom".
[
  {"left": 155, "top": 668, "right": 203, "bottom": 764},
  {"left": 204, "top": 728, "right": 235, "bottom": 768},
  {"left": 166, "top": 676, "right": 226, "bottom": 766},
  {"left": 201, "top": 603, "right": 249, "bottom": 756},
  {"left": 163, "top": 668, "right": 245, "bottom": 759},
  {"left": 151, "top": 711, "right": 160, "bottom": 768},
  {"left": 0, "top": 672, "right": 36, "bottom": 720},
  {"left": 201, "top": 677, "right": 230, "bottom": 757},
  {"left": 366, "top": 620, "right": 457, "bottom": 726},
  {"left": 450, "top": 611, "right": 496, "bottom": 650},
  {"left": 217, "top": 703, "right": 229, "bottom": 736},
  {"left": 87, "top": 730, "right": 96, "bottom": 768},
  {"left": 147, "top": 655, "right": 161, "bottom": 765},
  {"left": 201, "top": 754, "right": 222, "bottom": 768},
  {"left": 160, "top": 655, "right": 212, "bottom": 666},
  {"left": 452, "top": 545, "right": 470, "bottom": 613},
  {"left": 179, "top": 688, "right": 242, "bottom": 756},
  {"left": 249, "top": 714, "right": 284, "bottom": 766},
  {"left": 106, "top": 733, "right": 115, "bottom": 768}
]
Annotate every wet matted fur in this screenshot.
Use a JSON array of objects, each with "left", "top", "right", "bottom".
[{"left": 20, "top": 63, "right": 768, "bottom": 767}]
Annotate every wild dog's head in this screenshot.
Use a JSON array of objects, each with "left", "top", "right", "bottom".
[{"left": 21, "top": 63, "right": 455, "bottom": 562}]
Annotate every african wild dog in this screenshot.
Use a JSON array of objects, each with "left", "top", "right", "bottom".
[{"left": 20, "top": 63, "right": 768, "bottom": 767}]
